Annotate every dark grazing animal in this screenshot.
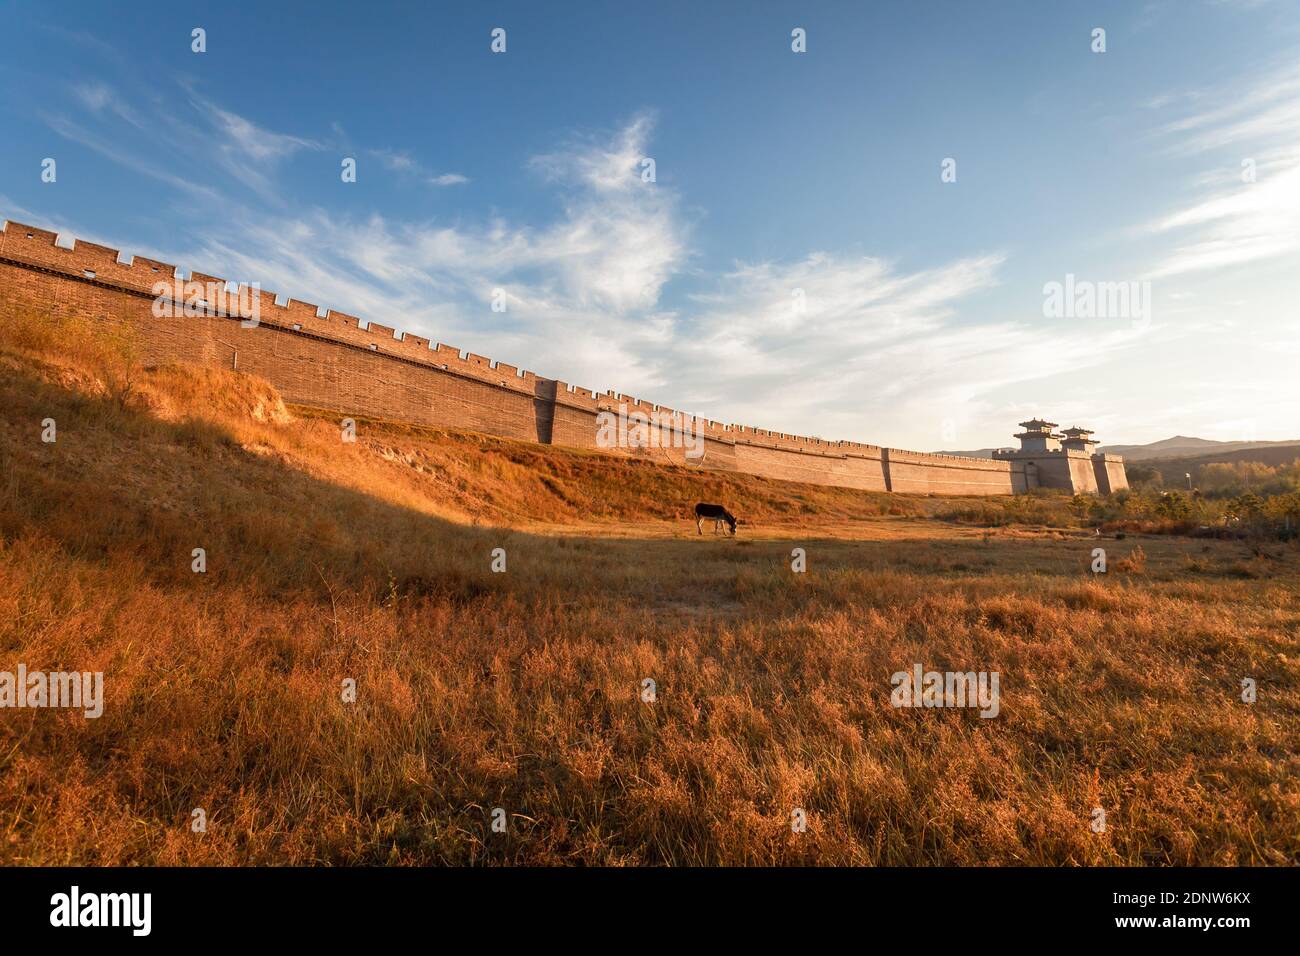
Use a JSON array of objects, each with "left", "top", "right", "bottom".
[{"left": 695, "top": 502, "right": 737, "bottom": 536}]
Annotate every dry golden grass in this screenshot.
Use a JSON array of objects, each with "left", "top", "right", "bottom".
[{"left": 0, "top": 309, "right": 1296, "bottom": 865}]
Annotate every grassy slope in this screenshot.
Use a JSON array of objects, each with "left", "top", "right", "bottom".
[{"left": 0, "top": 320, "right": 1297, "bottom": 865}]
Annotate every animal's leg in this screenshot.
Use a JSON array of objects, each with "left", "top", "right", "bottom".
[{"left": 696, "top": 516, "right": 702, "bottom": 535}]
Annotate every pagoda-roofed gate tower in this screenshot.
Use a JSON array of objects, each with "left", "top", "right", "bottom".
[
  {"left": 1060, "top": 426, "right": 1098, "bottom": 453},
  {"left": 993, "top": 420, "right": 1127, "bottom": 493},
  {"left": 1012, "top": 418, "right": 1063, "bottom": 454}
]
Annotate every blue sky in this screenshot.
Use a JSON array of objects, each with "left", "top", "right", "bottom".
[{"left": 2, "top": 0, "right": 1298, "bottom": 449}]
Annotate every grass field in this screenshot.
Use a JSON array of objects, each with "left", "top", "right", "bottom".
[{"left": 1, "top": 311, "right": 1297, "bottom": 865}]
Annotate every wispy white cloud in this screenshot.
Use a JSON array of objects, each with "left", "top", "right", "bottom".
[
  {"left": 1146, "top": 159, "right": 1300, "bottom": 278},
  {"left": 39, "top": 112, "right": 222, "bottom": 201},
  {"left": 44, "top": 79, "right": 322, "bottom": 202},
  {"left": 528, "top": 113, "right": 654, "bottom": 194},
  {"left": 70, "top": 81, "right": 147, "bottom": 131},
  {"left": 368, "top": 148, "right": 468, "bottom": 187},
  {"left": 176, "top": 91, "right": 321, "bottom": 198},
  {"left": 72, "top": 82, "right": 111, "bottom": 112},
  {"left": 1146, "top": 61, "right": 1300, "bottom": 278},
  {"left": 1160, "top": 64, "right": 1300, "bottom": 153},
  {"left": 656, "top": 251, "right": 1147, "bottom": 443},
  {"left": 189, "top": 95, "right": 321, "bottom": 163}
]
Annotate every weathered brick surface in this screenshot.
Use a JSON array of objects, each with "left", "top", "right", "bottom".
[
  {"left": 734, "top": 442, "right": 889, "bottom": 491},
  {"left": 1093, "top": 454, "right": 1129, "bottom": 494},
  {"left": 883, "top": 447, "right": 1022, "bottom": 495},
  {"left": 0, "top": 220, "right": 1045, "bottom": 496}
]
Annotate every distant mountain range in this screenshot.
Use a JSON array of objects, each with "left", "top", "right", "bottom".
[
  {"left": 938, "top": 435, "right": 1300, "bottom": 462},
  {"left": 1097, "top": 436, "right": 1300, "bottom": 461}
]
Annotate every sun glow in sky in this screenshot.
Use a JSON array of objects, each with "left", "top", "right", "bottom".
[{"left": 2, "top": 1, "right": 1298, "bottom": 450}]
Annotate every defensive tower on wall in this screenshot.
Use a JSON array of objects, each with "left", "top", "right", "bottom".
[
  {"left": 0, "top": 218, "right": 1126, "bottom": 496},
  {"left": 992, "top": 420, "right": 1128, "bottom": 494}
]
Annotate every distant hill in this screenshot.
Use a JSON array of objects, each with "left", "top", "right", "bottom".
[
  {"left": 1097, "top": 436, "right": 1300, "bottom": 461},
  {"left": 1137, "top": 444, "right": 1300, "bottom": 486},
  {"left": 938, "top": 435, "right": 1300, "bottom": 463}
]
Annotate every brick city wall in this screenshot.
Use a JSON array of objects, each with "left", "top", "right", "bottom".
[
  {"left": 1093, "top": 454, "right": 1128, "bottom": 495},
  {"left": 0, "top": 220, "right": 1037, "bottom": 496}
]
